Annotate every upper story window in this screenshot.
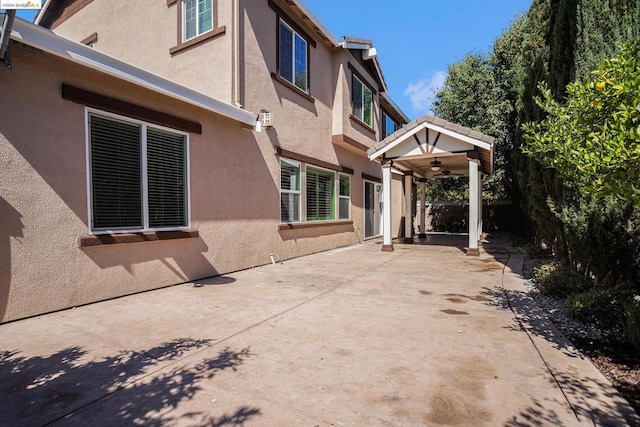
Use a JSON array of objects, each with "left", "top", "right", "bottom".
[
  {"left": 279, "top": 19, "right": 308, "bottom": 92},
  {"left": 169, "top": 0, "right": 224, "bottom": 55},
  {"left": 352, "top": 75, "right": 373, "bottom": 127},
  {"left": 382, "top": 112, "right": 399, "bottom": 138},
  {"left": 183, "top": 0, "right": 213, "bottom": 41}
]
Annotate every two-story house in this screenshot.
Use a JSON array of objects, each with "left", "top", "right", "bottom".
[
  {"left": 0, "top": 1, "right": 410, "bottom": 322},
  {"left": 37, "top": 0, "right": 411, "bottom": 243}
]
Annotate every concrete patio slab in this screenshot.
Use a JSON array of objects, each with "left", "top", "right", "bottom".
[{"left": 1, "top": 235, "right": 638, "bottom": 426}]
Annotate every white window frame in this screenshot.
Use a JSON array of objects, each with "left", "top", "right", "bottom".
[
  {"left": 305, "top": 164, "right": 336, "bottom": 222},
  {"left": 183, "top": 0, "right": 214, "bottom": 42},
  {"left": 339, "top": 173, "right": 351, "bottom": 220},
  {"left": 85, "top": 108, "right": 191, "bottom": 235},
  {"left": 279, "top": 19, "right": 308, "bottom": 92},
  {"left": 280, "top": 158, "right": 302, "bottom": 224},
  {"left": 353, "top": 74, "right": 373, "bottom": 127}
]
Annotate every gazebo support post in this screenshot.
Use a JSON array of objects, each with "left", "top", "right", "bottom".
[
  {"left": 419, "top": 180, "right": 427, "bottom": 238},
  {"left": 467, "top": 156, "right": 480, "bottom": 256},
  {"left": 381, "top": 162, "right": 394, "bottom": 252},
  {"left": 478, "top": 171, "right": 483, "bottom": 244},
  {"left": 403, "top": 172, "right": 414, "bottom": 244}
]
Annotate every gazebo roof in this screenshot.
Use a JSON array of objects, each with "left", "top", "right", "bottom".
[{"left": 368, "top": 114, "right": 495, "bottom": 178}]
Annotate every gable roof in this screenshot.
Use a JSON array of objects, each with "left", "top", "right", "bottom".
[
  {"left": 339, "top": 35, "right": 388, "bottom": 93},
  {"left": 368, "top": 113, "right": 495, "bottom": 176},
  {"left": 10, "top": 17, "right": 259, "bottom": 128},
  {"left": 370, "top": 114, "right": 494, "bottom": 155}
]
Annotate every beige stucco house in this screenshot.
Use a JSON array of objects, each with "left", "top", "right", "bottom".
[{"left": 0, "top": 1, "right": 413, "bottom": 322}]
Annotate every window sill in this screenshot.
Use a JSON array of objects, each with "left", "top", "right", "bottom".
[
  {"left": 78, "top": 230, "right": 199, "bottom": 248},
  {"left": 271, "top": 73, "right": 315, "bottom": 103},
  {"left": 350, "top": 115, "right": 376, "bottom": 135},
  {"left": 279, "top": 220, "right": 353, "bottom": 231},
  {"left": 170, "top": 26, "right": 226, "bottom": 55}
]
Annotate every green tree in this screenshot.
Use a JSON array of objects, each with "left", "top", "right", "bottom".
[
  {"left": 575, "top": 0, "right": 640, "bottom": 81},
  {"left": 513, "top": 0, "right": 640, "bottom": 265},
  {"left": 523, "top": 41, "right": 640, "bottom": 200},
  {"left": 432, "top": 52, "right": 509, "bottom": 201}
]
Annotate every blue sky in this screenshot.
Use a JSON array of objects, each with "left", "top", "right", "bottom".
[
  {"left": 303, "top": 0, "right": 531, "bottom": 118},
  {"left": 12, "top": 0, "right": 530, "bottom": 119}
]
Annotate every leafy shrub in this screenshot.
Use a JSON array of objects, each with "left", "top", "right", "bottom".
[
  {"left": 625, "top": 300, "right": 640, "bottom": 351},
  {"left": 524, "top": 243, "right": 553, "bottom": 260},
  {"left": 565, "top": 282, "right": 637, "bottom": 330},
  {"left": 532, "top": 262, "right": 588, "bottom": 299}
]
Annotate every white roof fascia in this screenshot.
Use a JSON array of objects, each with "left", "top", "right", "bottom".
[
  {"left": 380, "top": 92, "right": 411, "bottom": 123},
  {"left": 371, "top": 56, "right": 388, "bottom": 93},
  {"left": 368, "top": 122, "right": 428, "bottom": 160},
  {"left": 291, "top": 0, "right": 339, "bottom": 46},
  {"left": 369, "top": 121, "right": 493, "bottom": 161},
  {"left": 425, "top": 123, "right": 493, "bottom": 151},
  {"left": 339, "top": 41, "right": 388, "bottom": 93},
  {"left": 11, "top": 18, "right": 259, "bottom": 128}
]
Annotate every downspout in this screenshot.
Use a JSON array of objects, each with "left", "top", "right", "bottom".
[
  {"left": 231, "top": 0, "right": 242, "bottom": 108},
  {"left": 0, "top": 10, "right": 16, "bottom": 66}
]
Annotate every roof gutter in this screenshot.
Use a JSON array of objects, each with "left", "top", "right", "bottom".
[
  {"left": 33, "top": 0, "right": 50, "bottom": 25},
  {"left": 290, "top": 0, "right": 339, "bottom": 47},
  {"left": 10, "top": 17, "right": 260, "bottom": 129},
  {"left": 0, "top": 10, "right": 16, "bottom": 67},
  {"left": 381, "top": 92, "right": 410, "bottom": 123}
]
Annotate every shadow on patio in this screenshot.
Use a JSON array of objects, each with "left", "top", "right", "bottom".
[{"left": 0, "top": 338, "right": 259, "bottom": 426}]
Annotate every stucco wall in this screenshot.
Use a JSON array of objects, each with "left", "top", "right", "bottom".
[
  {"left": 1, "top": 1, "right": 410, "bottom": 322},
  {"left": 334, "top": 50, "right": 382, "bottom": 147},
  {"left": 241, "top": 0, "right": 334, "bottom": 160},
  {"left": 0, "top": 41, "right": 404, "bottom": 323},
  {"left": 52, "top": 0, "right": 234, "bottom": 103}
]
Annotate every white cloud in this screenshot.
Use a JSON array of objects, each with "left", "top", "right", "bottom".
[{"left": 403, "top": 71, "right": 447, "bottom": 116}]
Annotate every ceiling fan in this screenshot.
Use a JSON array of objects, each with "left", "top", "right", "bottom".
[
  {"left": 430, "top": 158, "right": 442, "bottom": 171},
  {"left": 432, "top": 169, "right": 463, "bottom": 178}
]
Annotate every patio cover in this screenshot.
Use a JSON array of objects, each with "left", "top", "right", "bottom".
[{"left": 367, "top": 114, "right": 495, "bottom": 255}]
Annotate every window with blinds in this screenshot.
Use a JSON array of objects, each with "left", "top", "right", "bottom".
[
  {"left": 90, "top": 115, "right": 143, "bottom": 230},
  {"left": 306, "top": 166, "right": 335, "bottom": 222},
  {"left": 88, "top": 112, "right": 188, "bottom": 233},
  {"left": 339, "top": 173, "right": 350, "bottom": 220},
  {"left": 280, "top": 158, "right": 301, "bottom": 223},
  {"left": 147, "top": 128, "right": 187, "bottom": 228}
]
